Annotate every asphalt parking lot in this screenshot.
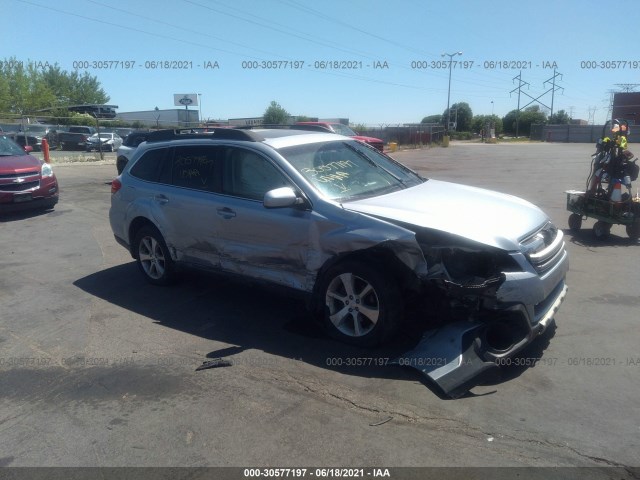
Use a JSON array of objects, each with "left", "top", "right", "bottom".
[{"left": 1, "top": 142, "right": 639, "bottom": 475}]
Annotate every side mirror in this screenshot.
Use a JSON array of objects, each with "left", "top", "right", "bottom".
[
  {"left": 263, "top": 187, "right": 304, "bottom": 208},
  {"left": 24, "top": 145, "right": 33, "bottom": 153}
]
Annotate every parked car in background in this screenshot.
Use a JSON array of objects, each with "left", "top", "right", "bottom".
[
  {"left": 295, "top": 121, "right": 385, "bottom": 151},
  {"left": 113, "top": 128, "right": 134, "bottom": 139},
  {"left": 11, "top": 124, "right": 59, "bottom": 152},
  {"left": 58, "top": 126, "right": 97, "bottom": 150},
  {"left": 0, "top": 135, "right": 58, "bottom": 213},
  {"left": 85, "top": 132, "right": 123, "bottom": 152},
  {"left": 109, "top": 127, "right": 568, "bottom": 396},
  {"left": 116, "top": 130, "right": 150, "bottom": 174}
]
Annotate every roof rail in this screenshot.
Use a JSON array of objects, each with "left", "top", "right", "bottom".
[
  {"left": 236, "top": 124, "right": 332, "bottom": 133},
  {"left": 146, "top": 128, "right": 264, "bottom": 143}
]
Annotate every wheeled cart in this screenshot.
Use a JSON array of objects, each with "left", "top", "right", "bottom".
[{"left": 566, "top": 190, "right": 640, "bottom": 240}]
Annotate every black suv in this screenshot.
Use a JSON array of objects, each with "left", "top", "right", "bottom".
[{"left": 116, "top": 130, "right": 150, "bottom": 174}]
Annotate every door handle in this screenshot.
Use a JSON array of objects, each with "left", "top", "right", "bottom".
[
  {"left": 154, "top": 194, "right": 169, "bottom": 205},
  {"left": 216, "top": 207, "right": 236, "bottom": 219}
]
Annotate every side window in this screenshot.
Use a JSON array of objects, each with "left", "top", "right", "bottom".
[
  {"left": 171, "top": 145, "right": 221, "bottom": 192},
  {"left": 222, "top": 148, "right": 289, "bottom": 200},
  {"left": 129, "top": 148, "right": 169, "bottom": 182}
]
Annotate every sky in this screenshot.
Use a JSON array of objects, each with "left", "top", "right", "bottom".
[{"left": 3, "top": 0, "right": 639, "bottom": 126}]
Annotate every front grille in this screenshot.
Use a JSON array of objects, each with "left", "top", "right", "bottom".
[
  {"left": 0, "top": 170, "right": 39, "bottom": 180},
  {"left": 0, "top": 180, "right": 40, "bottom": 192},
  {"left": 521, "top": 223, "right": 566, "bottom": 275}
]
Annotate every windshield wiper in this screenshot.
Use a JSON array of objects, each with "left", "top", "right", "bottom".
[{"left": 343, "top": 142, "right": 407, "bottom": 186}]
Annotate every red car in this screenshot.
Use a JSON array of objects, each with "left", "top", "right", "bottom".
[
  {"left": 0, "top": 135, "right": 59, "bottom": 213},
  {"left": 295, "top": 122, "right": 384, "bottom": 151}
]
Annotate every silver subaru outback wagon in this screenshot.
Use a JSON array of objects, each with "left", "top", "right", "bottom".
[{"left": 109, "top": 128, "right": 568, "bottom": 395}]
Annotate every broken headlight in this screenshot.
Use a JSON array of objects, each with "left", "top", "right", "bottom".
[{"left": 422, "top": 245, "right": 521, "bottom": 285}]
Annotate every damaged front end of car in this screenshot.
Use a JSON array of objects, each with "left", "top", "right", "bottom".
[{"left": 394, "top": 226, "right": 569, "bottom": 398}]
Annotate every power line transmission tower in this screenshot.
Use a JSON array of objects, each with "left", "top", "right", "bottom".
[
  {"left": 614, "top": 83, "right": 640, "bottom": 92},
  {"left": 605, "top": 90, "right": 616, "bottom": 121},
  {"left": 543, "top": 69, "right": 564, "bottom": 119},
  {"left": 510, "top": 71, "right": 529, "bottom": 137},
  {"left": 509, "top": 70, "right": 564, "bottom": 134}
]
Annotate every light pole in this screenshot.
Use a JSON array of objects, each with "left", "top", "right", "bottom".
[
  {"left": 197, "top": 93, "right": 202, "bottom": 126},
  {"left": 442, "top": 51, "right": 462, "bottom": 135},
  {"left": 491, "top": 100, "right": 494, "bottom": 116}
]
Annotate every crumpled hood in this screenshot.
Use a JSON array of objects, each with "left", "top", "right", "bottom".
[{"left": 344, "top": 179, "right": 549, "bottom": 250}]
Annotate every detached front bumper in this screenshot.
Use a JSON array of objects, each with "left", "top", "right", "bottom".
[{"left": 396, "top": 236, "right": 569, "bottom": 398}]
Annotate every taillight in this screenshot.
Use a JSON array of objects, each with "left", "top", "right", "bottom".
[{"left": 111, "top": 178, "right": 122, "bottom": 194}]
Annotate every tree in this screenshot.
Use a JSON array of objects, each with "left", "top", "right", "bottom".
[
  {"left": 263, "top": 101, "right": 289, "bottom": 124},
  {"left": 0, "top": 57, "right": 109, "bottom": 115},
  {"left": 0, "top": 59, "right": 55, "bottom": 114},
  {"left": 442, "top": 102, "right": 472, "bottom": 131},
  {"left": 502, "top": 105, "right": 547, "bottom": 136},
  {"left": 421, "top": 114, "right": 442, "bottom": 124},
  {"left": 548, "top": 109, "right": 570, "bottom": 124}
]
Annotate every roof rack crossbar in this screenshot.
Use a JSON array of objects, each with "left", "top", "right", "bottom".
[
  {"left": 235, "top": 124, "right": 332, "bottom": 133},
  {"left": 146, "top": 128, "right": 264, "bottom": 143}
]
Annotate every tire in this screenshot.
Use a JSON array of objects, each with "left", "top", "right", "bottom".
[
  {"left": 568, "top": 213, "right": 582, "bottom": 233},
  {"left": 317, "top": 261, "right": 402, "bottom": 347},
  {"left": 626, "top": 220, "right": 640, "bottom": 240},
  {"left": 592, "top": 221, "right": 611, "bottom": 240},
  {"left": 116, "top": 156, "right": 128, "bottom": 174},
  {"left": 133, "top": 225, "right": 175, "bottom": 285}
]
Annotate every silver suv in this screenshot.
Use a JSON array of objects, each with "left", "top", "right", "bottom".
[{"left": 109, "top": 128, "right": 568, "bottom": 396}]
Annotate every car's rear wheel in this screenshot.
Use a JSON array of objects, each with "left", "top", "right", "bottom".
[
  {"left": 318, "top": 261, "right": 402, "bottom": 347},
  {"left": 134, "top": 225, "right": 175, "bottom": 285}
]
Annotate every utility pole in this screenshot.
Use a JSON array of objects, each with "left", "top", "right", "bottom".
[{"left": 442, "top": 51, "right": 462, "bottom": 136}]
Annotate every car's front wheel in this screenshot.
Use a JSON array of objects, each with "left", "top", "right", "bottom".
[
  {"left": 318, "top": 261, "right": 402, "bottom": 347},
  {"left": 134, "top": 225, "right": 175, "bottom": 285}
]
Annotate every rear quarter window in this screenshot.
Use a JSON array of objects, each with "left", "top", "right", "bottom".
[{"left": 129, "top": 148, "right": 170, "bottom": 182}]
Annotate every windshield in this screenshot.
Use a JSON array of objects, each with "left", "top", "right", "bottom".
[
  {"left": 0, "top": 136, "right": 27, "bottom": 156},
  {"left": 279, "top": 140, "right": 424, "bottom": 201},
  {"left": 25, "top": 126, "right": 47, "bottom": 133},
  {"left": 330, "top": 124, "right": 357, "bottom": 136}
]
